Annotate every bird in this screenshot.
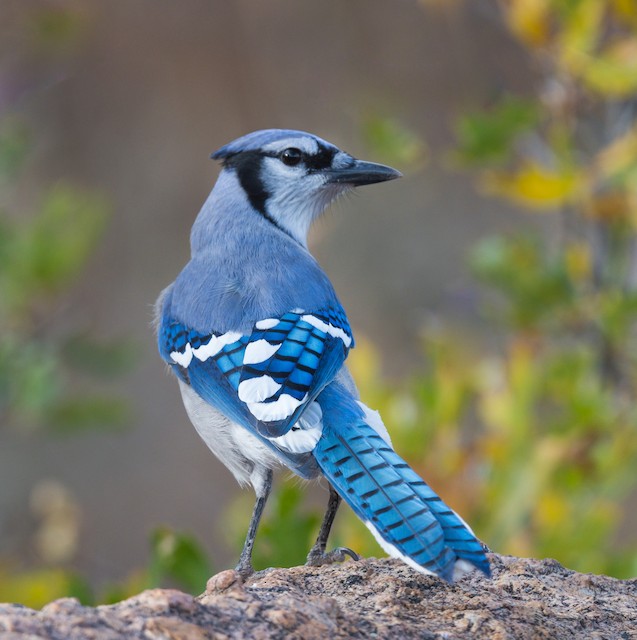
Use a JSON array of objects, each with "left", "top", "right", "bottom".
[{"left": 155, "top": 128, "right": 490, "bottom": 583}]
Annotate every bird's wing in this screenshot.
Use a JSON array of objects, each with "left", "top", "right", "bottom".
[{"left": 158, "top": 308, "right": 353, "bottom": 438}]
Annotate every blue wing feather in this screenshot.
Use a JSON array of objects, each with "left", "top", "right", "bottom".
[{"left": 158, "top": 307, "right": 353, "bottom": 439}]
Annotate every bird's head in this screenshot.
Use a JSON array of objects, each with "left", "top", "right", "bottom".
[{"left": 211, "top": 129, "right": 401, "bottom": 246}]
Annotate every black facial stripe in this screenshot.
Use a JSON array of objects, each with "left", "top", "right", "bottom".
[
  {"left": 221, "top": 150, "right": 293, "bottom": 238},
  {"left": 222, "top": 150, "right": 269, "bottom": 216},
  {"left": 304, "top": 144, "right": 336, "bottom": 171}
]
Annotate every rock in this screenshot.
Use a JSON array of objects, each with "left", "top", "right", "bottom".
[
  {"left": 0, "top": 554, "right": 635, "bottom": 639},
  {"left": 205, "top": 570, "right": 243, "bottom": 594}
]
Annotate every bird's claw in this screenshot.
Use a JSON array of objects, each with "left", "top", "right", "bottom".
[
  {"left": 306, "top": 546, "right": 359, "bottom": 567},
  {"left": 234, "top": 560, "right": 255, "bottom": 580}
]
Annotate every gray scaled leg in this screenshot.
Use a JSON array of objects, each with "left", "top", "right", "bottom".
[
  {"left": 235, "top": 468, "right": 273, "bottom": 578},
  {"left": 306, "top": 485, "right": 359, "bottom": 566}
]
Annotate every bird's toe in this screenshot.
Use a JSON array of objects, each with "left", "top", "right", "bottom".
[{"left": 306, "top": 546, "right": 359, "bottom": 567}]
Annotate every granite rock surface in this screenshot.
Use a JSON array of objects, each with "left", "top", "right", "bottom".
[{"left": 1, "top": 554, "right": 635, "bottom": 639}]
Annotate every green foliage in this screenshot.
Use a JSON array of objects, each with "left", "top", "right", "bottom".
[
  {"left": 0, "top": 567, "right": 92, "bottom": 610},
  {"left": 0, "top": 118, "right": 30, "bottom": 180},
  {"left": 362, "top": 116, "right": 427, "bottom": 171},
  {"left": 0, "top": 118, "right": 131, "bottom": 433},
  {"left": 452, "top": 97, "right": 540, "bottom": 168},
  {"left": 0, "top": 108, "right": 134, "bottom": 601},
  {"left": 27, "top": 5, "right": 87, "bottom": 57},
  {"left": 0, "top": 526, "right": 214, "bottom": 608},
  {"left": 0, "top": 184, "right": 108, "bottom": 313},
  {"left": 471, "top": 235, "right": 574, "bottom": 329},
  {"left": 146, "top": 528, "right": 213, "bottom": 595},
  {"left": 0, "top": 5, "right": 199, "bottom": 609},
  {"left": 62, "top": 334, "right": 139, "bottom": 379},
  {"left": 49, "top": 396, "right": 129, "bottom": 434}
]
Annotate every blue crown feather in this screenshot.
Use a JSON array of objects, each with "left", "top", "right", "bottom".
[{"left": 211, "top": 128, "right": 336, "bottom": 160}]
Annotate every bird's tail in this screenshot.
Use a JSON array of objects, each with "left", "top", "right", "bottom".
[{"left": 314, "top": 383, "right": 490, "bottom": 582}]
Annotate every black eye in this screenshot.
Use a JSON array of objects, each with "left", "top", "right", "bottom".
[{"left": 280, "top": 147, "right": 303, "bottom": 166}]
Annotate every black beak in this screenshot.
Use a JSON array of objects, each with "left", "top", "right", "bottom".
[{"left": 326, "top": 159, "right": 402, "bottom": 186}]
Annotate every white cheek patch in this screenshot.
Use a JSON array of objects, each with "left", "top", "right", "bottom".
[{"left": 260, "top": 166, "right": 331, "bottom": 246}]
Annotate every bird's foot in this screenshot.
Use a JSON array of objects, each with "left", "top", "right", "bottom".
[
  {"left": 306, "top": 546, "right": 359, "bottom": 567},
  {"left": 234, "top": 559, "right": 255, "bottom": 580}
]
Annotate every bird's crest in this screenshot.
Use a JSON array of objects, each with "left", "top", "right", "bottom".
[{"left": 211, "top": 128, "right": 336, "bottom": 161}]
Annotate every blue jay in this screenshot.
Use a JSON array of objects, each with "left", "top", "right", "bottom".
[{"left": 156, "top": 129, "right": 490, "bottom": 582}]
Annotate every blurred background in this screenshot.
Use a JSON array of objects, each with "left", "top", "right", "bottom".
[{"left": 1, "top": 0, "right": 637, "bottom": 605}]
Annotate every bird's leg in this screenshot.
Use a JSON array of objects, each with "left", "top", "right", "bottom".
[
  {"left": 306, "top": 485, "right": 359, "bottom": 566},
  {"left": 235, "top": 469, "right": 273, "bottom": 579}
]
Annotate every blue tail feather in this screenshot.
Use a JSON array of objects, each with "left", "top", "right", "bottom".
[{"left": 314, "top": 384, "right": 490, "bottom": 582}]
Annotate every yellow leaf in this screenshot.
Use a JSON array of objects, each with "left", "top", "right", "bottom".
[
  {"left": 506, "top": 531, "right": 535, "bottom": 557},
  {"left": 558, "top": 0, "right": 604, "bottom": 71},
  {"left": 509, "top": 339, "right": 536, "bottom": 393},
  {"left": 596, "top": 125, "right": 637, "bottom": 182},
  {"left": 611, "top": 0, "right": 637, "bottom": 29},
  {"left": 504, "top": 0, "right": 551, "bottom": 47},
  {"left": 565, "top": 242, "right": 591, "bottom": 281},
  {"left": 535, "top": 493, "right": 569, "bottom": 529},
  {"left": 0, "top": 566, "right": 74, "bottom": 609},
  {"left": 347, "top": 337, "right": 381, "bottom": 391},
  {"left": 476, "top": 358, "right": 517, "bottom": 435},
  {"left": 482, "top": 162, "right": 581, "bottom": 210},
  {"left": 580, "top": 39, "right": 637, "bottom": 97}
]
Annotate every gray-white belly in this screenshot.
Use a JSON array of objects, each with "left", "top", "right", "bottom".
[
  {"left": 176, "top": 367, "right": 392, "bottom": 495},
  {"left": 178, "top": 380, "right": 282, "bottom": 495}
]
